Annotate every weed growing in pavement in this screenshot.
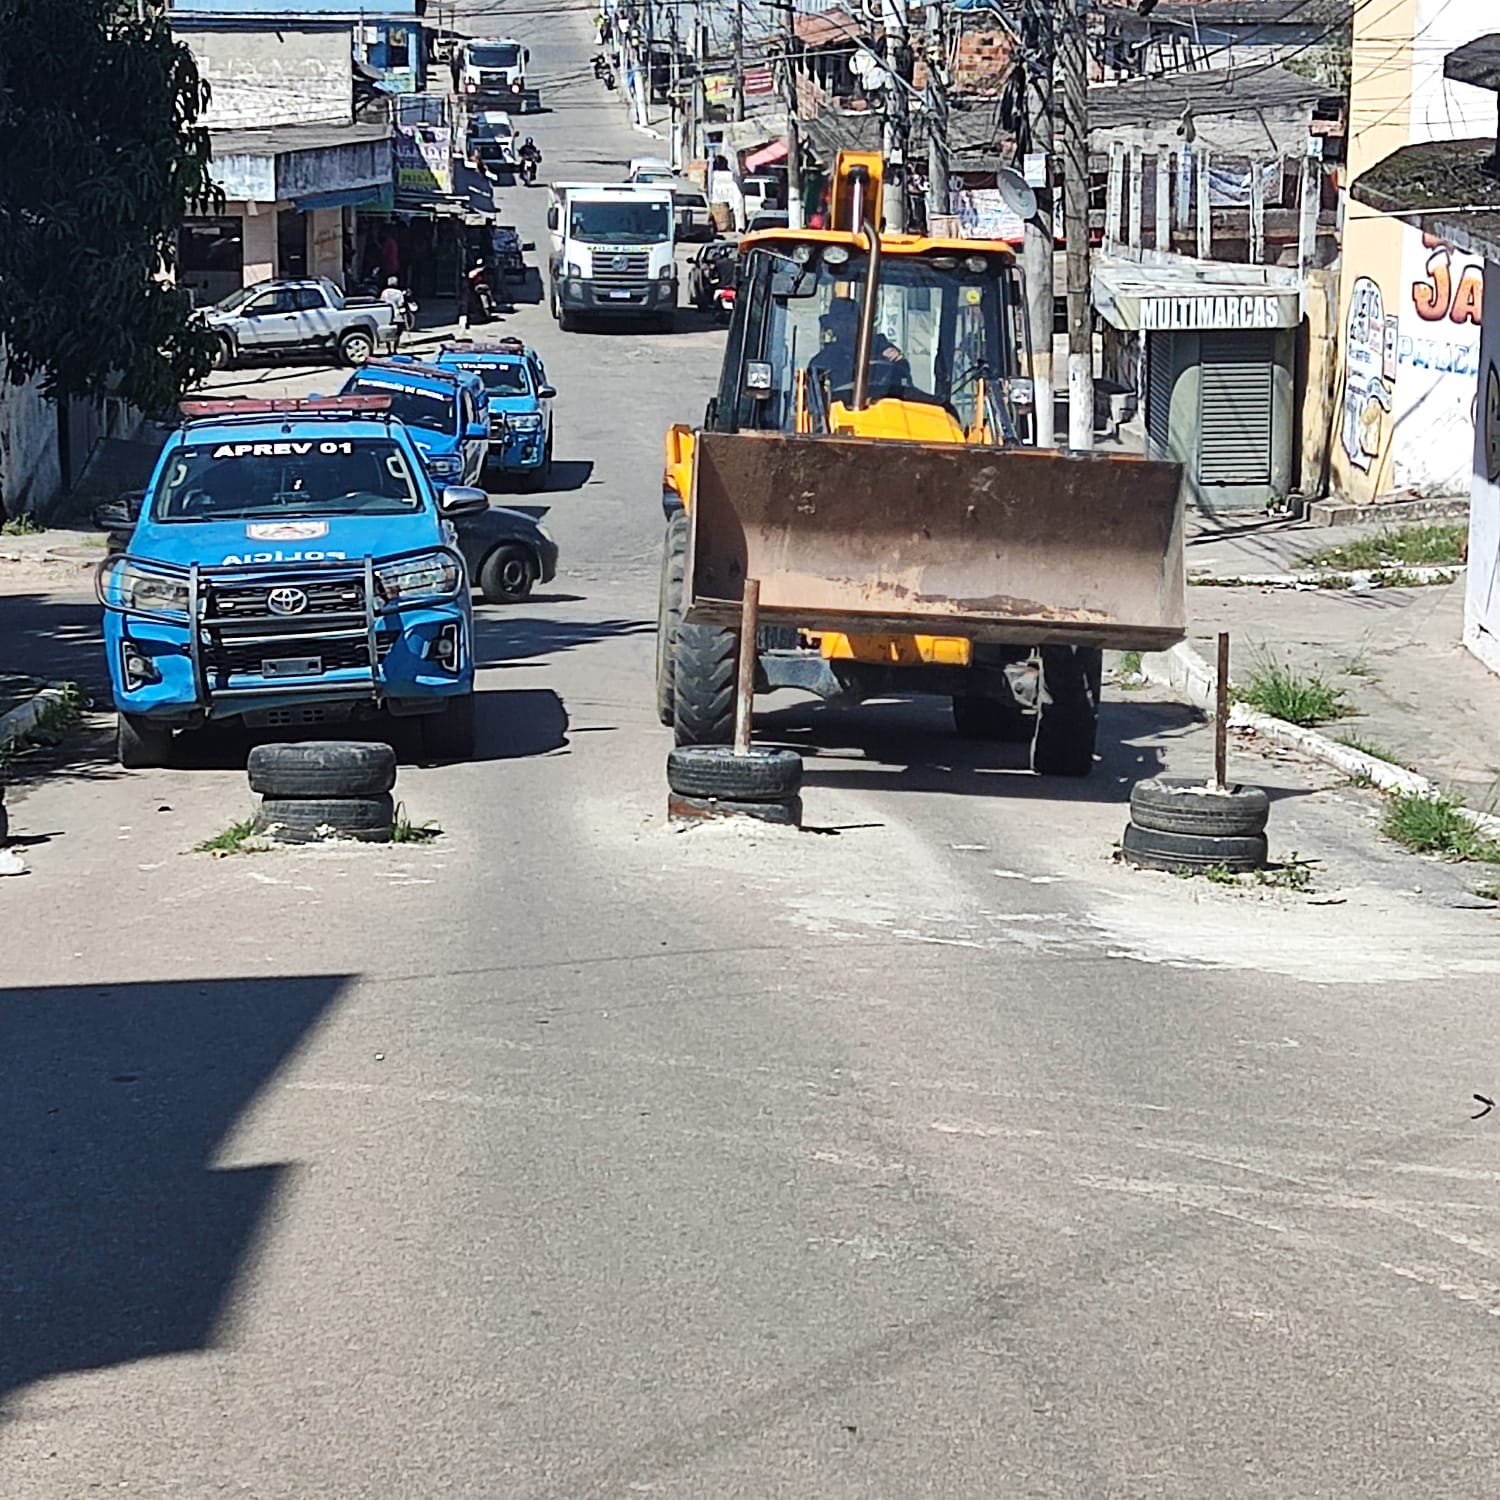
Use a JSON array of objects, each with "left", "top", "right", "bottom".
[
  {"left": 1299, "top": 523, "right": 1468, "bottom": 571},
  {"left": 1475, "top": 882, "right": 1500, "bottom": 903},
  {"left": 195, "top": 818, "right": 265, "bottom": 856},
  {"left": 1177, "top": 857, "right": 1315, "bottom": 891},
  {"left": 1119, "top": 649, "right": 1143, "bottom": 676},
  {"left": 1239, "top": 659, "right": 1352, "bottom": 726},
  {"left": 1335, "top": 733, "right": 1400, "bottom": 763},
  {"left": 392, "top": 803, "right": 441, "bottom": 844},
  {"left": 0, "top": 514, "right": 44, "bottom": 536},
  {"left": 1382, "top": 793, "right": 1500, "bottom": 863}
]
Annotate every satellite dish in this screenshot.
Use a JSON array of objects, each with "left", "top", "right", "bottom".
[
  {"left": 997, "top": 166, "right": 1038, "bottom": 223},
  {"left": 851, "top": 50, "right": 888, "bottom": 88}
]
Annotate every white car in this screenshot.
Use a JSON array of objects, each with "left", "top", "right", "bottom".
[
  {"left": 628, "top": 157, "right": 674, "bottom": 185},
  {"left": 668, "top": 180, "right": 716, "bottom": 242}
]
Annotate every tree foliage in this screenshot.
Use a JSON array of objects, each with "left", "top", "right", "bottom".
[{"left": 0, "top": 0, "right": 223, "bottom": 413}]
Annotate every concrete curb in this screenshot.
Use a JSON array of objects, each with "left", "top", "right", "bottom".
[
  {"left": 0, "top": 685, "right": 75, "bottom": 758},
  {"left": 1137, "top": 642, "right": 1500, "bottom": 841},
  {"left": 1188, "top": 564, "right": 1461, "bottom": 590},
  {"left": 1306, "top": 495, "right": 1469, "bottom": 527}
]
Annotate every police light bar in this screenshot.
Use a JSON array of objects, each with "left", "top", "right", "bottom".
[
  {"left": 178, "top": 396, "right": 393, "bottom": 419},
  {"left": 439, "top": 338, "right": 526, "bottom": 355}
]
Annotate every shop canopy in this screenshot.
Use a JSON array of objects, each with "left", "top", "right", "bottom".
[{"left": 744, "top": 138, "right": 789, "bottom": 173}]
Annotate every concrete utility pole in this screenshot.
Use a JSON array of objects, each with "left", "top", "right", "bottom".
[
  {"left": 1022, "top": 0, "right": 1055, "bottom": 447},
  {"left": 1059, "top": 0, "right": 1093, "bottom": 450},
  {"left": 771, "top": 0, "right": 804, "bottom": 227},
  {"left": 733, "top": 0, "right": 746, "bottom": 120},
  {"left": 881, "top": 0, "right": 909, "bottom": 230},
  {"left": 924, "top": 0, "right": 949, "bottom": 232}
]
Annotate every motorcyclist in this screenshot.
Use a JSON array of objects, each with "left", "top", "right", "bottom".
[
  {"left": 518, "top": 135, "right": 542, "bottom": 184},
  {"left": 466, "top": 257, "right": 496, "bottom": 322}
]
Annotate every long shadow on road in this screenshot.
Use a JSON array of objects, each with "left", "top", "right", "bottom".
[{"left": 0, "top": 973, "right": 349, "bottom": 1405}]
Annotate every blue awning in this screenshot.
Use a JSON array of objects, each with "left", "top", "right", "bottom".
[{"left": 294, "top": 185, "right": 390, "bottom": 212}]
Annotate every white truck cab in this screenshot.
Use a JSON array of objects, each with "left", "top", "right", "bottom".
[
  {"left": 546, "top": 182, "right": 678, "bottom": 332},
  {"left": 454, "top": 38, "right": 529, "bottom": 105}
]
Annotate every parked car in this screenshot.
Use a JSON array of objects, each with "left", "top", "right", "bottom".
[
  {"left": 669, "top": 179, "right": 716, "bottom": 241},
  {"left": 203, "top": 278, "right": 401, "bottom": 369},
  {"left": 687, "top": 240, "right": 738, "bottom": 311},
  {"left": 339, "top": 359, "right": 491, "bottom": 490},
  {"left": 434, "top": 338, "right": 556, "bottom": 490},
  {"left": 746, "top": 210, "right": 790, "bottom": 234},
  {"left": 628, "top": 156, "right": 674, "bottom": 185},
  {"left": 94, "top": 396, "right": 482, "bottom": 766},
  {"left": 453, "top": 504, "right": 558, "bottom": 603}
]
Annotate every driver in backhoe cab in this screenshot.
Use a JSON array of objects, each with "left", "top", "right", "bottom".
[{"left": 808, "top": 294, "right": 907, "bottom": 399}]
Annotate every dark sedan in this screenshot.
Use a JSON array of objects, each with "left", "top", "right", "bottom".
[
  {"left": 453, "top": 504, "right": 558, "bottom": 604},
  {"left": 687, "top": 240, "right": 738, "bottom": 311}
]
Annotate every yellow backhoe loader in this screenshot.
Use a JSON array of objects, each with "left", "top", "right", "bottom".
[{"left": 656, "top": 152, "right": 1186, "bottom": 777}]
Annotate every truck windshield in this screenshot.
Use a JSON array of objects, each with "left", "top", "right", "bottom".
[
  {"left": 731, "top": 247, "right": 1029, "bottom": 435},
  {"left": 151, "top": 440, "right": 423, "bottom": 521},
  {"left": 444, "top": 361, "right": 531, "bottom": 395},
  {"left": 344, "top": 378, "right": 456, "bottom": 434},
  {"left": 570, "top": 201, "right": 670, "bottom": 244},
  {"left": 470, "top": 44, "right": 520, "bottom": 67}
]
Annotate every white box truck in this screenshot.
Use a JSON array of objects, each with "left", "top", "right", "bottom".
[{"left": 546, "top": 182, "right": 678, "bottom": 332}]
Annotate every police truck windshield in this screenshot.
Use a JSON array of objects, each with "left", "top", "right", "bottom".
[
  {"left": 344, "top": 379, "right": 456, "bottom": 435},
  {"left": 570, "top": 202, "right": 670, "bottom": 245},
  {"left": 151, "top": 440, "right": 423, "bottom": 521}
]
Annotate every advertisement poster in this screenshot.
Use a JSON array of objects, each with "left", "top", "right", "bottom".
[{"left": 394, "top": 121, "right": 452, "bottom": 195}]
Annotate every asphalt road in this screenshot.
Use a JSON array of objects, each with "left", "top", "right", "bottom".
[{"left": 5, "top": 3, "right": 1500, "bottom": 1494}]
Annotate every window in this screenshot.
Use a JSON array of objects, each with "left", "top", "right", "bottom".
[
  {"left": 445, "top": 361, "right": 532, "bottom": 396},
  {"left": 569, "top": 201, "right": 670, "bottom": 244},
  {"left": 386, "top": 26, "right": 410, "bottom": 69},
  {"left": 245, "top": 291, "right": 294, "bottom": 317},
  {"left": 292, "top": 287, "right": 325, "bottom": 312},
  {"left": 345, "top": 378, "right": 456, "bottom": 435},
  {"left": 152, "top": 441, "right": 423, "bottom": 521}
]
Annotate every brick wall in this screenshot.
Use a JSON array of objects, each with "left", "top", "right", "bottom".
[{"left": 953, "top": 25, "right": 1014, "bottom": 95}]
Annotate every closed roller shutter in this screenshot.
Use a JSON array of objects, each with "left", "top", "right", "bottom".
[
  {"left": 1198, "top": 330, "right": 1274, "bottom": 485},
  {"left": 1146, "top": 333, "right": 1172, "bottom": 460}
]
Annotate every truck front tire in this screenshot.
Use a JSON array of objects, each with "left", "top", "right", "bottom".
[
  {"left": 1029, "top": 645, "right": 1102, "bottom": 778},
  {"left": 655, "top": 512, "right": 688, "bottom": 726},
  {"left": 117, "top": 713, "right": 173, "bottom": 770},
  {"left": 672, "top": 621, "right": 737, "bottom": 747},
  {"left": 422, "top": 691, "right": 477, "bottom": 761},
  {"left": 340, "top": 329, "right": 375, "bottom": 366}
]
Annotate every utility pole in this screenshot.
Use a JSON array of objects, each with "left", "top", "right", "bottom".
[
  {"left": 733, "top": 0, "right": 746, "bottom": 120},
  {"left": 772, "top": 0, "right": 804, "bottom": 227},
  {"left": 881, "top": 0, "right": 909, "bottom": 230},
  {"left": 924, "top": 0, "right": 949, "bottom": 232},
  {"left": 669, "top": 4, "right": 683, "bottom": 169},
  {"left": 691, "top": 6, "right": 707, "bottom": 168},
  {"left": 1023, "top": 0, "right": 1055, "bottom": 447},
  {"left": 1059, "top": 0, "right": 1094, "bottom": 450}
]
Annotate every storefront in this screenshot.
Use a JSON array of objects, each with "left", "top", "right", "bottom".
[{"left": 1095, "top": 260, "right": 1302, "bottom": 510}]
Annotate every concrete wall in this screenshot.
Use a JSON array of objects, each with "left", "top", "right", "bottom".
[
  {"left": 1468, "top": 258, "right": 1500, "bottom": 677},
  {"left": 1090, "top": 103, "right": 1311, "bottom": 162},
  {"left": 183, "top": 26, "right": 353, "bottom": 129},
  {"left": 240, "top": 204, "right": 277, "bottom": 284},
  {"left": 1333, "top": 0, "right": 1496, "bottom": 501},
  {"left": 0, "top": 367, "right": 61, "bottom": 518}
]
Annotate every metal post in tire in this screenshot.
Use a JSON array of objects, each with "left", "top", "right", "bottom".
[
  {"left": 1121, "top": 633, "right": 1270, "bottom": 874},
  {"left": 666, "top": 577, "right": 803, "bottom": 827},
  {"left": 247, "top": 741, "right": 399, "bottom": 845}
]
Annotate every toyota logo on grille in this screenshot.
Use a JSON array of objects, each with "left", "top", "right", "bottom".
[
  {"left": 611, "top": 254, "right": 628, "bottom": 272},
  {"left": 267, "top": 587, "right": 308, "bottom": 616}
]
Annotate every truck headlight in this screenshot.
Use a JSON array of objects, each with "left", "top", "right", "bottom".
[
  {"left": 375, "top": 551, "right": 462, "bottom": 602},
  {"left": 565, "top": 261, "right": 583, "bottom": 279},
  {"left": 510, "top": 413, "right": 543, "bottom": 433},
  {"left": 427, "top": 454, "right": 463, "bottom": 477},
  {"left": 102, "top": 558, "right": 190, "bottom": 617},
  {"left": 658, "top": 264, "right": 675, "bottom": 280}
]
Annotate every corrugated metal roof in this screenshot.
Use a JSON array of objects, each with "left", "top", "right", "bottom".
[{"left": 1087, "top": 62, "right": 1323, "bottom": 128}]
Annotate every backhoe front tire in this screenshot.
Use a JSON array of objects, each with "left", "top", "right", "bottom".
[
  {"left": 672, "top": 620, "right": 737, "bottom": 747},
  {"left": 656, "top": 513, "right": 688, "bottom": 726},
  {"left": 1030, "top": 646, "right": 1102, "bottom": 778}
]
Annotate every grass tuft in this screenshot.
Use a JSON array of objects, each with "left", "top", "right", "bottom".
[
  {"left": 1334, "top": 733, "right": 1400, "bottom": 764},
  {"left": 1382, "top": 793, "right": 1500, "bottom": 863},
  {"left": 392, "top": 802, "right": 441, "bottom": 844},
  {"left": 1239, "top": 660, "right": 1352, "bottom": 726},
  {"left": 0, "top": 514, "right": 44, "bottom": 537},
  {"left": 1299, "top": 523, "right": 1467, "bottom": 571},
  {"left": 195, "top": 818, "right": 263, "bottom": 857}
]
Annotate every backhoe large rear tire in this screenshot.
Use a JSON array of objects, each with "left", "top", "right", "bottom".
[
  {"left": 655, "top": 513, "right": 688, "bottom": 726},
  {"left": 1030, "top": 646, "right": 1102, "bottom": 778},
  {"left": 672, "top": 621, "right": 737, "bottom": 747}
]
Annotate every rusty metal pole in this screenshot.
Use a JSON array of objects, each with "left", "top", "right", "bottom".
[
  {"left": 1213, "top": 631, "right": 1230, "bottom": 791},
  {"left": 733, "top": 578, "right": 760, "bottom": 757}
]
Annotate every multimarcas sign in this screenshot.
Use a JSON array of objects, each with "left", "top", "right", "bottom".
[{"left": 1140, "top": 294, "right": 1283, "bottom": 331}]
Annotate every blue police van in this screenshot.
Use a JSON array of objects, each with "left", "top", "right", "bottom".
[
  {"left": 434, "top": 338, "right": 555, "bottom": 490},
  {"left": 96, "top": 397, "right": 484, "bottom": 767},
  {"left": 339, "top": 358, "right": 492, "bottom": 489}
]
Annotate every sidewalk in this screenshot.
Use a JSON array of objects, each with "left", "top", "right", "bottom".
[{"left": 1182, "top": 510, "right": 1500, "bottom": 805}]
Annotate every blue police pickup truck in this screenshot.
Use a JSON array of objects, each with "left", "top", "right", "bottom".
[
  {"left": 95, "top": 397, "right": 485, "bottom": 768},
  {"left": 434, "top": 338, "right": 555, "bottom": 490},
  {"left": 339, "top": 358, "right": 492, "bottom": 490}
]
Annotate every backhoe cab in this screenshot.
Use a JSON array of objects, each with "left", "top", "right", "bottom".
[{"left": 657, "top": 152, "right": 1186, "bottom": 777}]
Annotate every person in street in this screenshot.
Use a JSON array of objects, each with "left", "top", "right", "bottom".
[
  {"left": 808, "top": 295, "right": 907, "bottom": 397},
  {"left": 466, "top": 257, "right": 497, "bottom": 323},
  {"left": 379, "top": 276, "right": 413, "bottom": 343}
]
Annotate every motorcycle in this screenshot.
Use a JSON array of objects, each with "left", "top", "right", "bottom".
[
  {"left": 490, "top": 225, "right": 527, "bottom": 281},
  {"left": 713, "top": 286, "right": 735, "bottom": 325},
  {"left": 519, "top": 155, "right": 539, "bottom": 186}
]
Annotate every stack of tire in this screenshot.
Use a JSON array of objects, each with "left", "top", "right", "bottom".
[
  {"left": 248, "top": 742, "right": 398, "bottom": 845},
  {"left": 1121, "top": 778, "right": 1269, "bottom": 873},
  {"left": 666, "top": 746, "right": 804, "bottom": 827}
]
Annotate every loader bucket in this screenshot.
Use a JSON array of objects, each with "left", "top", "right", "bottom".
[{"left": 685, "top": 431, "right": 1187, "bottom": 651}]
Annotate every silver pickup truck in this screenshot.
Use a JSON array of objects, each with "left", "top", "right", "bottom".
[{"left": 203, "top": 278, "right": 401, "bottom": 369}]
